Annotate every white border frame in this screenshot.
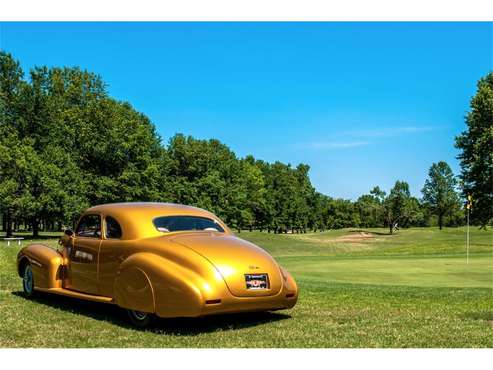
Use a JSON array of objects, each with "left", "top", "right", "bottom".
[{"left": 0, "top": 0, "right": 492, "bottom": 21}]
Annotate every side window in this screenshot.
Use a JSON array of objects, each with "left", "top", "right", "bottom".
[
  {"left": 76, "top": 215, "right": 102, "bottom": 238},
  {"left": 105, "top": 216, "right": 122, "bottom": 239}
]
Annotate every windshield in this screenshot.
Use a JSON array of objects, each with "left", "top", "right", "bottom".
[{"left": 153, "top": 215, "right": 225, "bottom": 233}]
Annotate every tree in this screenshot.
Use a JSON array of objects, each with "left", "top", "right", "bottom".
[
  {"left": 384, "top": 181, "right": 415, "bottom": 234},
  {"left": 0, "top": 52, "right": 26, "bottom": 236},
  {"left": 356, "top": 186, "right": 386, "bottom": 228},
  {"left": 253, "top": 159, "right": 277, "bottom": 232},
  {"left": 0, "top": 128, "right": 26, "bottom": 237},
  {"left": 239, "top": 157, "right": 267, "bottom": 231},
  {"left": 401, "top": 196, "right": 425, "bottom": 228},
  {"left": 421, "top": 161, "right": 460, "bottom": 230},
  {"left": 325, "top": 198, "right": 360, "bottom": 229},
  {"left": 1, "top": 53, "right": 169, "bottom": 236},
  {"left": 267, "top": 162, "right": 296, "bottom": 233},
  {"left": 166, "top": 134, "right": 248, "bottom": 228},
  {"left": 455, "top": 72, "right": 493, "bottom": 228},
  {"left": 307, "top": 192, "right": 328, "bottom": 232}
]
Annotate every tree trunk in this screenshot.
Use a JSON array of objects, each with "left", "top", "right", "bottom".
[
  {"left": 389, "top": 223, "right": 393, "bottom": 235},
  {"left": 5, "top": 213, "right": 13, "bottom": 238},
  {"left": 32, "top": 217, "right": 39, "bottom": 238},
  {"left": 438, "top": 212, "right": 443, "bottom": 230}
]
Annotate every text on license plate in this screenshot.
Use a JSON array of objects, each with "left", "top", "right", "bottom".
[{"left": 245, "top": 274, "right": 269, "bottom": 290}]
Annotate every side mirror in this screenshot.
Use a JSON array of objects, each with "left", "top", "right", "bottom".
[{"left": 59, "top": 229, "right": 75, "bottom": 248}]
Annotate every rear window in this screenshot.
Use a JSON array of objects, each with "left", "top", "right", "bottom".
[
  {"left": 105, "top": 216, "right": 122, "bottom": 239},
  {"left": 153, "top": 216, "right": 225, "bottom": 233}
]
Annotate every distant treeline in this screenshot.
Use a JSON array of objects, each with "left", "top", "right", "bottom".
[{"left": 1, "top": 52, "right": 490, "bottom": 236}]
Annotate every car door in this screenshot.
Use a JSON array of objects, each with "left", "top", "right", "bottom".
[
  {"left": 98, "top": 215, "right": 127, "bottom": 297},
  {"left": 67, "top": 214, "right": 102, "bottom": 295}
]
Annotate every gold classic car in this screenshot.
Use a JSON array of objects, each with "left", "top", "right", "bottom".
[{"left": 16, "top": 203, "right": 298, "bottom": 327}]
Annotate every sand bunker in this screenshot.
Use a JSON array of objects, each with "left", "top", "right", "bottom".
[{"left": 336, "top": 232, "right": 376, "bottom": 243}]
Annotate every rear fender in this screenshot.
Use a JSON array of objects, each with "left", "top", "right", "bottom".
[
  {"left": 17, "top": 244, "right": 63, "bottom": 289},
  {"left": 280, "top": 266, "right": 298, "bottom": 308},
  {"left": 114, "top": 252, "right": 206, "bottom": 317}
]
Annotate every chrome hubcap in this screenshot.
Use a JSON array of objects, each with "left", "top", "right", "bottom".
[
  {"left": 23, "top": 266, "right": 33, "bottom": 294},
  {"left": 131, "top": 310, "right": 148, "bottom": 321}
]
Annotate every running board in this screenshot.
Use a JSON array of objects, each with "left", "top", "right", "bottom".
[{"left": 35, "top": 287, "right": 113, "bottom": 304}]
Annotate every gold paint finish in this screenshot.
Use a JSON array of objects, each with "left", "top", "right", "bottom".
[
  {"left": 17, "top": 202, "right": 298, "bottom": 318},
  {"left": 169, "top": 233, "right": 283, "bottom": 297}
]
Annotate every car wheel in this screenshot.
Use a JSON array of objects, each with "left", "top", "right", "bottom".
[
  {"left": 127, "top": 309, "right": 153, "bottom": 328},
  {"left": 22, "top": 263, "right": 35, "bottom": 297}
]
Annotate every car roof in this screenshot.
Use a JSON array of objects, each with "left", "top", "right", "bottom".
[
  {"left": 83, "top": 202, "right": 229, "bottom": 240},
  {"left": 87, "top": 202, "right": 206, "bottom": 215}
]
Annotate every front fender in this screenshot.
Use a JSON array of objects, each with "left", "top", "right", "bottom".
[
  {"left": 17, "top": 244, "right": 63, "bottom": 289},
  {"left": 113, "top": 252, "right": 208, "bottom": 317}
]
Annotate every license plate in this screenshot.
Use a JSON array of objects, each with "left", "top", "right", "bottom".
[{"left": 245, "top": 274, "right": 269, "bottom": 290}]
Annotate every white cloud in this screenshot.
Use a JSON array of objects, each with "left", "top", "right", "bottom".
[
  {"left": 343, "top": 126, "right": 436, "bottom": 138},
  {"left": 298, "top": 141, "right": 369, "bottom": 150},
  {"left": 297, "top": 125, "right": 437, "bottom": 150}
]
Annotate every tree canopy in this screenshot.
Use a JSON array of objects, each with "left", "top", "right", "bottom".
[
  {"left": 422, "top": 161, "right": 460, "bottom": 230},
  {"left": 455, "top": 72, "right": 493, "bottom": 228},
  {"left": 383, "top": 181, "right": 421, "bottom": 234}
]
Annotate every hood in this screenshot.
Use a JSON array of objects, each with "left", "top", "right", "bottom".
[{"left": 169, "top": 232, "right": 282, "bottom": 297}]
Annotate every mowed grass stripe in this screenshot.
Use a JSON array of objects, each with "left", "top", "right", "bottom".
[{"left": 280, "top": 255, "right": 493, "bottom": 288}]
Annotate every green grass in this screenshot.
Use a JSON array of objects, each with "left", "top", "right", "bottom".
[{"left": 0, "top": 227, "right": 492, "bottom": 347}]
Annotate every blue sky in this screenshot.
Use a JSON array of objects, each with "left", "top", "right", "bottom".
[{"left": 1, "top": 22, "right": 491, "bottom": 199}]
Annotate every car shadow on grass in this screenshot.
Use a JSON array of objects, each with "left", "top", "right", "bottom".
[{"left": 12, "top": 291, "right": 291, "bottom": 335}]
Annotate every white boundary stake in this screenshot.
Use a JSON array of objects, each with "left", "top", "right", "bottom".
[{"left": 3, "top": 237, "right": 24, "bottom": 246}]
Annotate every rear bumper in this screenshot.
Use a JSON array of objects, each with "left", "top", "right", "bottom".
[
  {"left": 200, "top": 292, "right": 298, "bottom": 316},
  {"left": 154, "top": 285, "right": 298, "bottom": 318}
]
